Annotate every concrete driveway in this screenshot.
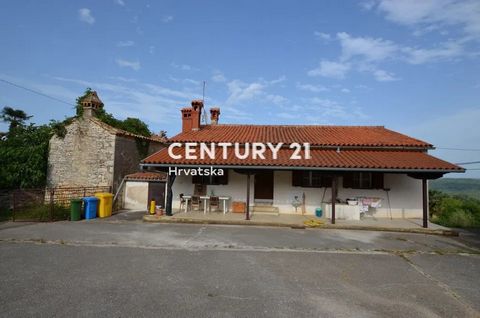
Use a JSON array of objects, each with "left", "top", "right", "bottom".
[{"left": 0, "top": 221, "right": 479, "bottom": 317}]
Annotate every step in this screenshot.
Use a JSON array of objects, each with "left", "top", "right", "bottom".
[{"left": 252, "top": 205, "right": 279, "bottom": 215}]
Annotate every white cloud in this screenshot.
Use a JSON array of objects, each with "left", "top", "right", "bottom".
[
  {"left": 115, "top": 58, "right": 141, "bottom": 71},
  {"left": 402, "top": 41, "right": 463, "bottom": 64},
  {"left": 78, "top": 8, "right": 95, "bottom": 25},
  {"left": 149, "top": 46, "right": 155, "bottom": 54},
  {"left": 266, "top": 94, "right": 288, "bottom": 105},
  {"left": 360, "top": 1, "right": 376, "bottom": 11},
  {"left": 114, "top": 0, "right": 125, "bottom": 6},
  {"left": 337, "top": 32, "right": 398, "bottom": 62},
  {"left": 162, "top": 15, "right": 174, "bottom": 23},
  {"left": 212, "top": 71, "right": 226, "bottom": 83},
  {"left": 52, "top": 76, "right": 202, "bottom": 126},
  {"left": 314, "top": 31, "right": 331, "bottom": 41},
  {"left": 372, "top": 69, "right": 398, "bottom": 82},
  {"left": 308, "top": 60, "right": 350, "bottom": 79},
  {"left": 225, "top": 80, "right": 265, "bottom": 105},
  {"left": 268, "top": 75, "right": 287, "bottom": 85},
  {"left": 296, "top": 83, "right": 329, "bottom": 92},
  {"left": 116, "top": 40, "right": 135, "bottom": 47},
  {"left": 376, "top": 0, "right": 480, "bottom": 39},
  {"left": 341, "top": 88, "right": 351, "bottom": 93},
  {"left": 171, "top": 62, "right": 193, "bottom": 71}
]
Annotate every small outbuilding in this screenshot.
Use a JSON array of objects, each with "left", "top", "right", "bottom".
[{"left": 123, "top": 171, "right": 167, "bottom": 210}]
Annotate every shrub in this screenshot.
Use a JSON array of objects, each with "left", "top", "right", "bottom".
[{"left": 429, "top": 190, "right": 480, "bottom": 228}]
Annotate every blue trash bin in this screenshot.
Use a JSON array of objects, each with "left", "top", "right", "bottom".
[
  {"left": 315, "top": 208, "right": 323, "bottom": 218},
  {"left": 83, "top": 197, "right": 99, "bottom": 220}
]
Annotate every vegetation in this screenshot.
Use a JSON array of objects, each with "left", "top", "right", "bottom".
[
  {"left": 77, "top": 88, "right": 152, "bottom": 137},
  {"left": 0, "top": 116, "right": 54, "bottom": 188},
  {"left": 430, "top": 178, "right": 480, "bottom": 199},
  {"left": 0, "top": 88, "right": 158, "bottom": 189},
  {"left": 429, "top": 190, "right": 480, "bottom": 228},
  {"left": 0, "top": 204, "right": 70, "bottom": 222}
]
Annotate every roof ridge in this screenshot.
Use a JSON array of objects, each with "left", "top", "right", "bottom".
[
  {"left": 206, "top": 124, "right": 385, "bottom": 128},
  {"left": 88, "top": 117, "right": 164, "bottom": 142}
]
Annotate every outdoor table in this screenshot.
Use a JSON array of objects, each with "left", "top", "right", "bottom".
[
  {"left": 182, "top": 195, "right": 231, "bottom": 214},
  {"left": 182, "top": 195, "right": 191, "bottom": 213},
  {"left": 219, "top": 196, "right": 231, "bottom": 214}
]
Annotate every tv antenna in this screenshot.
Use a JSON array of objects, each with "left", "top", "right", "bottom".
[{"left": 201, "top": 80, "right": 208, "bottom": 124}]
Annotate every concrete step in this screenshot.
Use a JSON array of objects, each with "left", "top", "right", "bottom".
[{"left": 252, "top": 205, "right": 279, "bottom": 215}]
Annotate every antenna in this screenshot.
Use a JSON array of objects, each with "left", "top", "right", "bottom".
[{"left": 201, "top": 80, "right": 208, "bottom": 124}]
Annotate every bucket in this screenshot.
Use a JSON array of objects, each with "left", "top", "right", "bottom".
[{"left": 315, "top": 208, "right": 322, "bottom": 218}]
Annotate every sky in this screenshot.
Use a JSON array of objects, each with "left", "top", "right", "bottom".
[{"left": 0, "top": 0, "right": 479, "bottom": 177}]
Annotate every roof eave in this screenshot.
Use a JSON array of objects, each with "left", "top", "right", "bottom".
[{"left": 140, "top": 163, "right": 464, "bottom": 173}]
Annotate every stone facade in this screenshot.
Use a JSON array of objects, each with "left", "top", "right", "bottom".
[{"left": 47, "top": 117, "right": 164, "bottom": 192}]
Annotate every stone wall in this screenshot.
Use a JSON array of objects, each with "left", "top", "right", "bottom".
[
  {"left": 47, "top": 118, "right": 116, "bottom": 189},
  {"left": 112, "top": 137, "right": 165, "bottom": 191},
  {"left": 113, "top": 136, "right": 143, "bottom": 191}
]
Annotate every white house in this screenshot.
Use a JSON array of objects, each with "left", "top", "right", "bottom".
[{"left": 141, "top": 100, "right": 464, "bottom": 228}]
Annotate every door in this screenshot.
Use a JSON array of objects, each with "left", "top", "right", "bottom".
[
  {"left": 254, "top": 171, "right": 274, "bottom": 201},
  {"left": 148, "top": 182, "right": 166, "bottom": 209}
]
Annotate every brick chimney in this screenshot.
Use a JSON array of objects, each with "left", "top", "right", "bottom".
[
  {"left": 181, "top": 100, "right": 203, "bottom": 132},
  {"left": 210, "top": 107, "right": 220, "bottom": 125}
]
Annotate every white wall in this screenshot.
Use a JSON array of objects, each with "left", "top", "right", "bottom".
[
  {"left": 171, "top": 170, "right": 254, "bottom": 210},
  {"left": 169, "top": 169, "right": 423, "bottom": 218},
  {"left": 124, "top": 181, "right": 149, "bottom": 210},
  {"left": 274, "top": 171, "right": 422, "bottom": 218}
]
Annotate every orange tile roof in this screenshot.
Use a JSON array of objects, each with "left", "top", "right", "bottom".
[
  {"left": 125, "top": 171, "right": 167, "bottom": 181},
  {"left": 142, "top": 147, "right": 463, "bottom": 172},
  {"left": 169, "top": 125, "right": 432, "bottom": 148}
]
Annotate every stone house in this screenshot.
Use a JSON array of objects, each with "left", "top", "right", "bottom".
[{"left": 47, "top": 91, "right": 165, "bottom": 193}]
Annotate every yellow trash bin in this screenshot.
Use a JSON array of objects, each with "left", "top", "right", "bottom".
[{"left": 95, "top": 192, "right": 113, "bottom": 218}]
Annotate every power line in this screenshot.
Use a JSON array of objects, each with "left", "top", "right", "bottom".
[
  {"left": 456, "top": 161, "right": 480, "bottom": 165},
  {"left": 437, "top": 147, "right": 480, "bottom": 152},
  {"left": 0, "top": 78, "right": 75, "bottom": 107}
]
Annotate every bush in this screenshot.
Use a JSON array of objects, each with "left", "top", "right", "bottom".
[{"left": 429, "top": 190, "right": 480, "bottom": 228}]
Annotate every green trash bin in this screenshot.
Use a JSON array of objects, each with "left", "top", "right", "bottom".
[{"left": 70, "top": 199, "right": 82, "bottom": 221}]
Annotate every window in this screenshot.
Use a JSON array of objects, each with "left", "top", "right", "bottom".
[
  {"left": 192, "top": 170, "right": 228, "bottom": 185},
  {"left": 292, "top": 171, "right": 332, "bottom": 188},
  {"left": 343, "top": 172, "right": 384, "bottom": 189}
]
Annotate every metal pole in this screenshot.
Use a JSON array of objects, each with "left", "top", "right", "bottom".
[
  {"left": 50, "top": 189, "right": 55, "bottom": 221},
  {"left": 246, "top": 173, "right": 250, "bottom": 221},
  {"left": 331, "top": 176, "right": 336, "bottom": 224},
  {"left": 422, "top": 178, "right": 428, "bottom": 228},
  {"left": 12, "top": 191, "right": 15, "bottom": 222}
]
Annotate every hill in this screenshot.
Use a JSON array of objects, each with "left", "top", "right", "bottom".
[{"left": 430, "top": 178, "right": 480, "bottom": 198}]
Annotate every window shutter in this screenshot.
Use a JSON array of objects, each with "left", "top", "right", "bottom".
[
  {"left": 372, "top": 172, "right": 384, "bottom": 189},
  {"left": 292, "top": 170, "right": 302, "bottom": 187},
  {"left": 343, "top": 173, "right": 354, "bottom": 188}
]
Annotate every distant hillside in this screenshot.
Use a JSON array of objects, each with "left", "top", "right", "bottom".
[{"left": 430, "top": 178, "right": 480, "bottom": 198}]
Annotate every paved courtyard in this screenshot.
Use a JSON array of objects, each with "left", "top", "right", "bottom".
[{"left": 0, "top": 221, "right": 479, "bottom": 317}]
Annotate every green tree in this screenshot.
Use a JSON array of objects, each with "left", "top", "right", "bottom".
[
  {"left": 0, "top": 123, "right": 53, "bottom": 188},
  {"left": 1, "top": 106, "right": 32, "bottom": 131}
]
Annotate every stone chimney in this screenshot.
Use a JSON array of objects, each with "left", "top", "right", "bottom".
[
  {"left": 81, "top": 91, "right": 104, "bottom": 118},
  {"left": 181, "top": 100, "right": 203, "bottom": 132},
  {"left": 210, "top": 107, "right": 220, "bottom": 125}
]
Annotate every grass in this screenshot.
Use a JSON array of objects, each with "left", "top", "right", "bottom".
[{"left": 1, "top": 204, "right": 70, "bottom": 222}]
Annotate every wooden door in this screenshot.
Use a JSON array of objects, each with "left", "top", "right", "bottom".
[
  {"left": 254, "top": 171, "right": 274, "bottom": 200},
  {"left": 148, "top": 182, "right": 166, "bottom": 209}
]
